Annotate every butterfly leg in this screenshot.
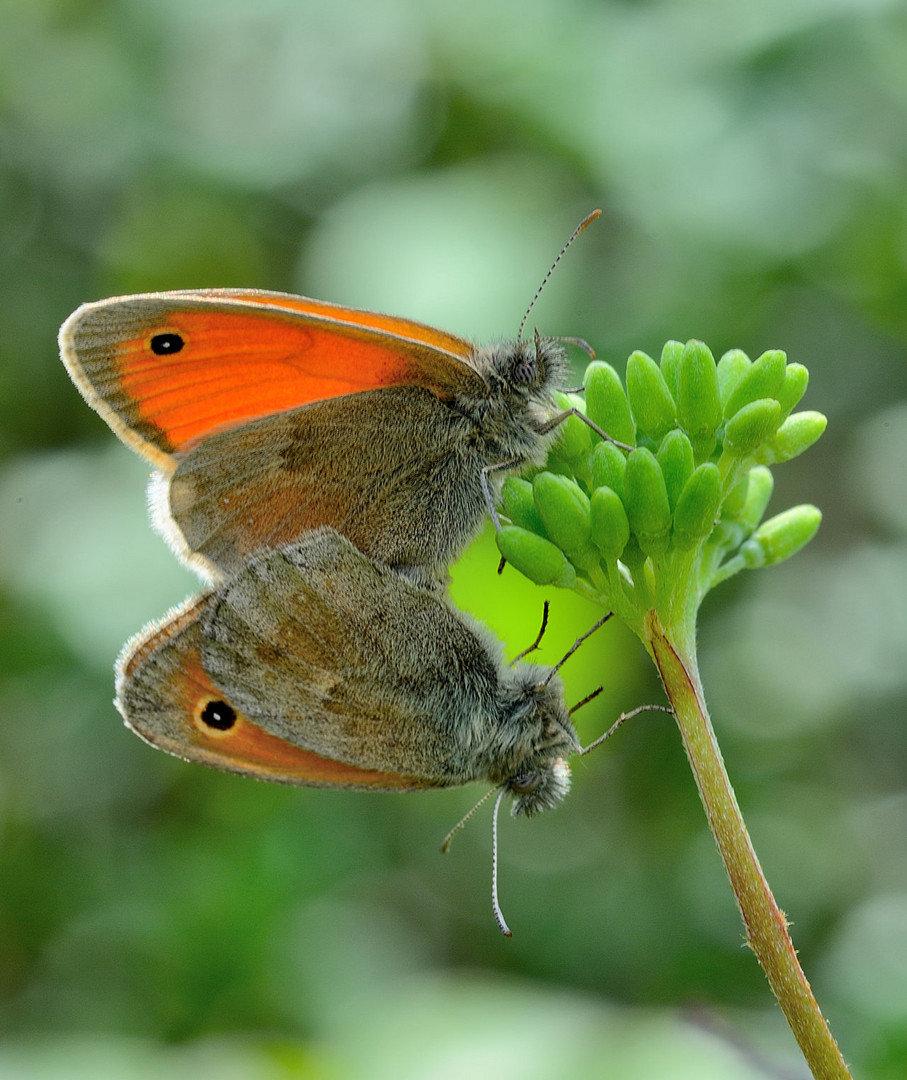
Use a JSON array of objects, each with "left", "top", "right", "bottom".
[
  {"left": 538, "top": 408, "right": 634, "bottom": 452},
  {"left": 580, "top": 703, "right": 674, "bottom": 756},
  {"left": 480, "top": 459, "right": 522, "bottom": 529},
  {"left": 546, "top": 611, "right": 614, "bottom": 682},
  {"left": 509, "top": 600, "right": 550, "bottom": 665}
]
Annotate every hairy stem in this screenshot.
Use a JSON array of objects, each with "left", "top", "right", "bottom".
[{"left": 644, "top": 609, "right": 851, "bottom": 1080}]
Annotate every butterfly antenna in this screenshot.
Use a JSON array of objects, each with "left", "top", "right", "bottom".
[
  {"left": 491, "top": 788, "right": 512, "bottom": 937},
  {"left": 580, "top": 704, "right": 674, "bottom": 756},
  {"left": 440, "top": 787, "right": 496, "bottom": 853},
  {"left": 510, "top": 601, "right": 550, "bottom": 665},
  {"left": 517, "top": 209, "right": 602, "bottom": 345},
  {"left": 544, "top": 611, "right": 614, "bottom": 685},
  {"left": 554, "top": 336, "right": 596, "bottom": 359}
]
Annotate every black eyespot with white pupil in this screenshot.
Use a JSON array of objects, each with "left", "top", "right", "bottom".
[
  {"left": 150, "top": 332, "right": 184, "bottom": 355},
  {"left": 200, "top": 699, "right": 236, "bottom": 731}
]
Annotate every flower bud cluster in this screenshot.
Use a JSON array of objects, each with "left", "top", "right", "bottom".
[{"left": 497, "top": 340, "right": 825, "bottom": 626}]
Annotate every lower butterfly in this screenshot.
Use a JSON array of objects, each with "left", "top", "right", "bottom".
[
  {"left": 119, "top": 527, "right": 581, "bottom": 814},
  {"left": 118, "top": 527, "right": 625, "bottom": 934}
]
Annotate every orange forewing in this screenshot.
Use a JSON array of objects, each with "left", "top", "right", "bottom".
[
  {"left": 120, "top": 597, "right": 437, "bottom": 791},
  {"left": 114, "top": 311, "right": 444, "bottom": 452},
  {"left": 61, "top": 291, "right": 481, "bottom": 468},
  {"left": 207, "top": 288, "right": 473, "bottom": 356}
]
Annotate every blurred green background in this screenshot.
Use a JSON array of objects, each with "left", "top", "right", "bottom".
[{"left": 2, "top": 0, "right": 906, "bottom": 1076}]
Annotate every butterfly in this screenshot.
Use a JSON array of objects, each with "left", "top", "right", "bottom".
[
  {"left": 119, "top": 527, "right": 581, "bottom": 813},
  {"left": 118, "top": 526, "right": 640, "bottom": 934}
]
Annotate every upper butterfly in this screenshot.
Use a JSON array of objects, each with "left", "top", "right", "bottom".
[{"left": 58, "top": 212, "right": 602, "bottom": 587}]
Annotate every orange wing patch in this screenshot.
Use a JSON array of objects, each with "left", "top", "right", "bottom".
[
  {"left": 187, "top": 694, "right": 439, "bottom": 790},
  {"left": 203, "top": 289, "right": 474, "bottom": 360},
  {"left": 114, "top": 311, "right": 450, "bottom": 452}
]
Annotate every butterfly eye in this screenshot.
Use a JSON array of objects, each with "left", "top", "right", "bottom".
[
  {"left": 150, "top": 332, "right": 184, "bottom": 355},
  {"left": 199, "top": 699, "right": 236, "bottom": 731},
  {"left": 509, "top": 771, "right": 540, "bottom": 795},
  {"left": 513, "top": 359, "right": 535, "bottom": 385}
]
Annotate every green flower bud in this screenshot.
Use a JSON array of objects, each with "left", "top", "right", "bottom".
[
  {"left": 737, "top": 466, "right": 774, "bottom": 534},
  {"left": 591, "top": 485, "right": 630, "bottom": 559},
  {"left": 591, "top": 441, "right": 627, "bottom": 497},
  {"left": 500, "top": 476, "right": 545, "bottom": 535},
  {"left": 626, "top": 350, "right": 676, "bottom": 441},
  {"left": 723, "top": 349, "right": 787, "bottom": 419},
  {"left": 740, "top": 505, "right": 822, "bottom": 568},
  {"left": 656, "top": 429, "right": 695, "bottom": 511},
  {"left": 496, "top": 526, "right": 577, "bottom": 588},
  {"left": 503, "top": 336, "right": 823, "bottom": 609},
  {"left": 673, "top": 463, "right": 722, "bottom": 548},
  {"left": 712, "top": 467, "right": 773, "bottom": 554},
  {"left": 545, "top": 458, "right": 574, "bottom": 478},
  {"left": 552, "top": 392, "right": 594, "bottom": 462},
  {"left": 677, "top": 340, "right": 721, "bottom": 461},
  {"left": 533, "top": 472, "right": 592, "bottom": 561},
  {"left": 754, "top": 411, "right": 827, "bottom": 465},
  {"left": 584, "top": 361, "right": 636, "bottom": 447},
  {"left": 724, "top": 398, "right": 783, "bottom": 456},
  {"left": 660, "top": 340, "right": 684, "bottom": 401},
  {"left": 777, "top": 363, "right": 809, "bottom": 418},
  {"left": 722, "top": 474, "right": 750, "bottom": 519},
  {"left": 716, "top": 349, "right": 751, "bottom": 410},
  {"left": 624, "top": 447, "right": 672, "bottom": 556}
]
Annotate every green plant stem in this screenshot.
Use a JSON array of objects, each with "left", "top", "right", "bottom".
[{"left": 643, "top": 609, "right": 851, "bottom": 1080}]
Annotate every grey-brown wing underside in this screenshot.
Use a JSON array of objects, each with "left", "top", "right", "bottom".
[
  {"left": 160, "top": 386, "right": 486, "bottom": 584},
  {"left": 200, "top": 528, "right": 507, "bottom": 782}
]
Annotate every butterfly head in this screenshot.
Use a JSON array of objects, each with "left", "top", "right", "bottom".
[
  {"left": 462, "top": 336, "right": 569, "bottom": 464},
  {"left": 505, "top": 754, "right": 573, "bottom": 817},
  {"left": 500, "top": 671, "right": 581, "bottom": 817},
  {"left": 479, "top": 335, "right": 569, "bottom": 400}
]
